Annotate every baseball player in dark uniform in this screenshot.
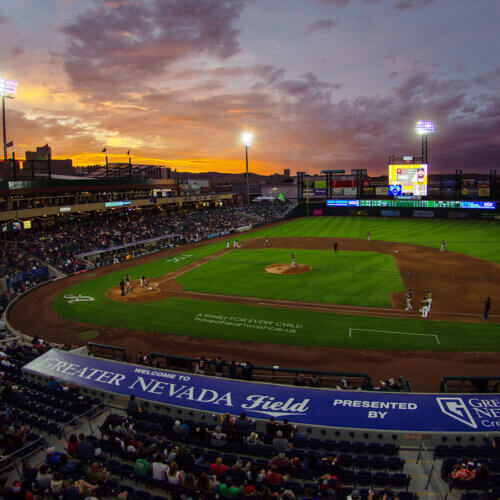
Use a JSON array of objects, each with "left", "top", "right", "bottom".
[
  {"left": 333, "top": 242, "right": 338, "bottom": 253},
  {"left": 119, "top": 280, "right": 125, "bottom": 296}
]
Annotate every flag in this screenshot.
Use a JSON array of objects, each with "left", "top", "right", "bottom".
[
  {"left": 6, "top": 141, "right": 13, "bottom": 148},
  {"left": 101, "top": 148, "right": 107, "bottom": 153}
]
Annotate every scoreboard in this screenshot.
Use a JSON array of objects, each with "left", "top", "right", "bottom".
[{"left": 326, "top": 199, "right": 496, "bottom": 209}]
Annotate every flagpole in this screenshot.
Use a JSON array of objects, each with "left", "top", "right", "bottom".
[
  {"left": 128, "top": 151, "right": 132, "bottom": 178},
  {"left": 105, "top": 153, "right": 108, "bottom": 177}
]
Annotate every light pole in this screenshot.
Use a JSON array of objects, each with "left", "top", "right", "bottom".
[
  {"left": 242, "top": 132, "right": 252, "bottom": 206},
  {"left": 0, "top": 79, "right": 18, "bottom": 161},
  {"left": 415, "top": 120, "right": 435, "bottom": 164}
]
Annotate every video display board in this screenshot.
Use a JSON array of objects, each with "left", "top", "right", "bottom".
[
  {"left": 389, "top": 164, "right": 428, "bottom": 196},
  {"left": 326, "top": 199, "right": 496, "bottom": 209}
]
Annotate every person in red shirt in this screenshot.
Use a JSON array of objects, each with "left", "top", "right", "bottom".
[
  {"left": 210, "top": 457, "right": 229, "bottom": 476},
  {"left": 67, "top": 434, "right": 78, "bottom": 454},
  {"left": 265, "top": 465, "right": 288, "bottom": 486}
]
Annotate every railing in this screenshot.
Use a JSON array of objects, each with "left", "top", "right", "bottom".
[
  {"left": 88, "top": 342, "right": 127, "bottom": 361},
  {"left": 440, "top": 376, "right": 500, "bottom": 393},
  {"left": 416, "top": 442, "right": 448, "bottom": 499},
  {"left": 150, "top": 352, "right": 370, "bottom": 389},
  {"left": 0, "top": 435, "right": 46, "bottom": 479}
]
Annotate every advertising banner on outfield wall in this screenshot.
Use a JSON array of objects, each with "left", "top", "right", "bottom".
[
  {"left": 24, "top": 350, "right": 500, "bottom": 433},
  {"left": 375, "top": 187, "right": 388, "bottom": 196},
  {"left": 413, "top": 210, "right": 435, "bottom": 218}
]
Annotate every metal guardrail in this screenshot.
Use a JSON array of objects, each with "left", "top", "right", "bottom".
[
  {"left": 150, "top": 352, "right": 370, "bottom": 388},
  {"left": 440, "top": 376, "right": 500, "bottom": 393},
  {"left": 416, "top": 442, "right": 448, "bottom": 499},
  {"left": 0, "top": 435, "right": 46, "bottom": 479}
]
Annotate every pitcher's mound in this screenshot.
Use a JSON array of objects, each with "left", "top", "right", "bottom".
[{"left": 265, "top": 263, "right": 311, "bottom": 275}]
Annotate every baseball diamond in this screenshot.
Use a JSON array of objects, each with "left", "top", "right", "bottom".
[{"left": 8, "top": 216, "right": 500, "bottom": 392}]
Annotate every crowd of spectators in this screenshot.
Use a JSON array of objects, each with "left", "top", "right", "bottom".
[{"left": 0, "top": 202, "right": 294, "bottom": 305}]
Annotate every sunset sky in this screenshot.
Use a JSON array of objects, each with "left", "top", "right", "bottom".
[{"left": 1, "top": 0, "right": 499, "bottom": 175}]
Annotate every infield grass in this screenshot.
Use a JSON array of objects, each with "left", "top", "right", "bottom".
[{"left": 176, "top": 249, "right": 404, "bottom": 307}]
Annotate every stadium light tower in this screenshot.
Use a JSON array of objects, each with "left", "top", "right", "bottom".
[
  {"left": 415, "top": 120, "right": 435, "bottom": 164},
  {"left": 0, "top": 79, "right": 17, "bottom": 161},
  {"left": 242, "top": 132, "right": 252, "bottom": 206}
]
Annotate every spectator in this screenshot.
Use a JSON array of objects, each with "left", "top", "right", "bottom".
[
  {"left": 210, "top": 426, "right": 227, "bottom": 448},
  {"left": 86, "top": 461, "right": 110, "bottom": 485},
  {"left": 76, "top": 433, "right": 95, "bottom": 462},
  {"left": 36, "top": 464, "right": 53, "bottom": 491},
  {"left": 45, "top": 447, "right": 63, "bottom": 468},
  {"left": 280, "top": 418, "right": 295, "bottom": 438},
  {"left": 211, "top": 457, "right": 229, "bottom": 476},
  {"left": 67, "top": 433, "right": 78, "bottom": 454},
  {"left": 241, "top": 361, "right": 254, "bottom": 380},
  {"left": 266, "top": 416, "right": 279, "bottom": 436},
  {"left": 196, "top": 472, "right": 216, "bottom": 495},
  {"left": 167, "top": 461, "right": 184, "bottom": 485},
  {"left": 235, "top": 412, "right": 252, "bottom": 433},
  {"left": 151, "top": 453, "right": 167, "bottom": 481},
  {"left": 127, "top": 394, "right": 140, "bottom": 416},
  {"left": 219, "top": 476, "right": 240, "bottom": 498},
  {"left": 273, "top": 431, "right": 292, "bottom": 453},
  {"left": 265, "top": 465, "right": 288, "bottom": 486}
]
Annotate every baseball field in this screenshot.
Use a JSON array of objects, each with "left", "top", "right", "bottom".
[{"left": 9, "top": 216, "right": 500, "bottom": 389}]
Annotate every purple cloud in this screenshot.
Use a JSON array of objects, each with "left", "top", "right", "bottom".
[
  {"left": 305, "top": 19, "right": 338, "bottom": 35},
  {"left": 61, "top": 0, "right": 246, "bottom": 95}
]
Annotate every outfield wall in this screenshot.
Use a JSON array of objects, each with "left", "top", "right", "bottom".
[
  {"left": 296, "top": 201, "right": 500, "bottom": 220},
  {"left": 23, "top": 350, "right": 500, "bottom": 445}
]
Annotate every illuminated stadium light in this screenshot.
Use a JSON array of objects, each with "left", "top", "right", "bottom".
[
  {"left": 0, "top": 79, "right": 17, "bottom": 98},
  {"left": 415, "top": 120, "right": 435, "bottom": 136},
  {"left": 242, "top": 132, "right": 252, "bottom": 147}
]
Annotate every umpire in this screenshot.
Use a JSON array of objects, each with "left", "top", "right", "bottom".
[{"left": 119, "top": 279, "right": 125, "bottom": 296}]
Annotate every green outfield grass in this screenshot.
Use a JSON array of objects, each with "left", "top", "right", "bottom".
[
  {"left": 247, "top": 216, "right": 500, "bottom": 263},
  {"left": 53, "top": 216, "right": 500, "bottom": 352},
  {"left": 176, "top": 249, "right": 404, "bottom": 307}
]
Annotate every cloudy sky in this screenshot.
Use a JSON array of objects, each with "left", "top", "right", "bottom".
[{"left": 1, "top": 0, "right": 499, "bottom": 175}]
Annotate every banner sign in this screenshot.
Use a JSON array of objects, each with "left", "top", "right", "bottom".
[
  {"left": 6, "top": 266, "right": 48, "bottom": 290},
  {"left": 413, "top": 210, "right": 435, "bottom": 218},
  {"left": 381, "top": 210, "right": 401, "bottom": 217},
  {"left": 23, "top": 350, "right": 499, "bottom": 433},
  {"left": 314, "top": 188, "right": 327, "bottom": 197},
  {"left": 375, "top": 187, "right": 388, "bottom": 196}
]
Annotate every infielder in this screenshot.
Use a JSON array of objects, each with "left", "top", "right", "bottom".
[
  {"left": 233, "top": 240, "right": 240, "bottom": 248},
  {"left": 367, "top": 231, "right": 371, "bottom": 241},
  {"left": 265, "top": 236, "right": 270, "bottom": 247},
  {"left": 421, "top": 296, "right": 429, "bottom": 318},
  {"left": 291, "top": 252, "right": 296, "bottom": 268},
  {"left": 405, "top": 289, "right": 413, "bottom": 310},
  {"left": 439, "top": 240, "right": 446, "bottom": 252},
  {"left": 125, "top": 274, "right": 130, "bottom": 294},
  {"left": 426, "top": 290, "right": 432, "bottom": 310},
  {"left": 333, "top": 242, "right": 338, "bottom": 253},
  {"left": 226, "top": 238, "right": 230, "bottom": 249},
  {"left": 140, "top": 275, "right": 148, "bottom": 288}
]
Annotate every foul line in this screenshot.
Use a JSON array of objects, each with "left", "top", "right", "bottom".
[{"left": 349, "top": 328, "right": 440, "bottom": 344}]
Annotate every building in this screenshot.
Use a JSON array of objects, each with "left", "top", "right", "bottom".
[{"left": 25, "top": 144, "right": 52, "bottom": 161}]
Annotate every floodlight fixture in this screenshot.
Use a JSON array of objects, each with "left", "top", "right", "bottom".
[
  {"left": 242, "top": 132, "right": 252, "bottom": 147},
  {"left": 415, "top": 120, "right": 435, "bottom": 136},
  {"left": 0, "top": 79, "right": 17, "bottom": 98}
]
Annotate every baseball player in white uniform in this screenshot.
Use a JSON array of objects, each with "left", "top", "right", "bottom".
[
  {"left": 226, "top": 239, "right": 230, "bottom": 249},
  {"left": 421, "top": 297, "right": 429, "bottom": 318},
  {"left": 367, "top": 231, "right": 371, "bottom": 241},
  {"left": 426, "top": 290, "right": 432, "bottom": 310},
  {"left": 405, "top": 289, "right": 413, "bottom": 310},
  {"left": 291, "top": 252, "right": 296, "bottom": 268},
  {"left": 125, "top": 275, "right": 130, "bottom": 294},
  {"left": 439, "top": 240, "right": 446, "bottom": 252}
]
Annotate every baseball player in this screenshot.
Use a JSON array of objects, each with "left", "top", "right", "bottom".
[
  {"left": 421, "top": 296, "right": 429, "bottom": 318},
  {"left": 265, "top": 236, "right": 270, "bottom": 247},
  {"left": 226, "top": 238, "right": 230, "bottom": 249},
  {"left": 140, "top": 275, "right": 144, "bottom": 288},
  {"left": 233, "top": 240, "right": 238, "bottom": 248},
  {"left": 125, "top": 274, "right": 130, "bottom": 294},
  {"left": 333, "top": 242, "right": 338, "bottom": 253},
  {"left": 426, "top": 290, "right": 432, "bottom": 311},
  {"left": 367, "top": 231, "right": 371, "bottom": 241},
  {"left": 439, "top": 240, "right": 446, "bottom": 252},
  {"left": 291, "top": 252, "right": 296, "bottom": 268},
  {"left": 141, "top": 275, "right": 148, "bottom": 288},
  {"left": 119, "top": 280, "right": 125, "bottom": 296},
  {"left": 405, "top": 289, "right": 413, "bottom": 310}
]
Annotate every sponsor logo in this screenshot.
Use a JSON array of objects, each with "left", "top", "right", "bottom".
[
  {"left": 241, "top": 395, "right": 310, "bottom": 418},
  {"left": 63, "top": 294, "right": 95, "bottom": 304},
  {"left": 436, "top": 397, "right": 477, "bottom": 429},
  {"left": 165, "top": 254, "right": 192, "bottom": 264}
]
